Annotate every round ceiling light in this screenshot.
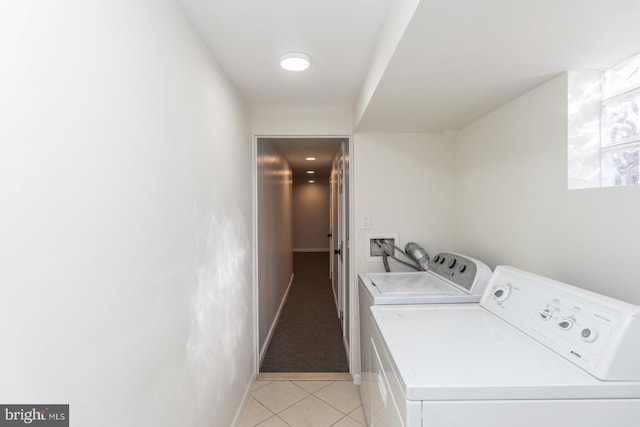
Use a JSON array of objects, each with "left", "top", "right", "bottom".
[{"left": 280, "top": 52, "right": 311, "bottom": 71}]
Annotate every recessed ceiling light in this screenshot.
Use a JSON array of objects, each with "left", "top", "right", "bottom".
[
  {"left": 305, "top": 157, "right": 316, "bottom": 161},
  {"left": 280, "top": 52, "right": 311, "bottom": 71},
  {"left": 306, "top": 170, "right": 315, "bottom": 174},
  {"left": 308, "top": 180, "right": 315, "bottom": 183}
]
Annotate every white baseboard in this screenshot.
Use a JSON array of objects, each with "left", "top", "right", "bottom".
[
  {"left": 352, "top": 373, "right": 361, "bottom": 385},
  {"left": 343, "top": 334, "right": 350, "bottom": 365},
  {"left": 293, "top": 248, "right": 330, "bottom": 252},
  {"left": 232, "top": 372, "right": 256, "bottom": 427},
  {"left": 259, "top": 273, "right": 295, "bottom": 365}
]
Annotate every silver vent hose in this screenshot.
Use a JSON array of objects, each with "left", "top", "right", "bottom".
[
  {"left": 374, "top": 239, "right": 428, "bottom": 272},
  {"left": 405, "top": 242, "right": 430, "bottom": 271}
]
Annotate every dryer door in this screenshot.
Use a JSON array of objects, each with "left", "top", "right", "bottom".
[{"left": 371, "top": 336, "right": 403, "bottom": 427}]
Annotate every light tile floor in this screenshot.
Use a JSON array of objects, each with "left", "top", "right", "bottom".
[{"left": 239, "top": 374, "right": 365, "bottom": 427}]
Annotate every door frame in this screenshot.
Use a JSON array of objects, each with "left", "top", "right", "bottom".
[
  {"left": 331, "top": 143, "right": 347, "bottom": 332},
  {"left": 252, "top": 134, "right": 353, "bottom": 373}
]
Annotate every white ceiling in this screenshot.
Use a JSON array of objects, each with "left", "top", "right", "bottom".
[
  {"left": 263, "top": 137, "right": 343, "bottom": 183},
  {"left": 175, "top": 0, "right": 391, "bottom": 108},
  {"left": 176, "top": 0, "right": 640, "bottom": 133},
  {"left": 358, "top": 0, "right": 640, "bottom": 131}
]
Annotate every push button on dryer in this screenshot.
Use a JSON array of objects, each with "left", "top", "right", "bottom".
[
  {"left": 539, "top": 308, "right": 553, "bottom": 320},
  {"left": 581, "top": 327, "right": 598, "bottom": 343}
]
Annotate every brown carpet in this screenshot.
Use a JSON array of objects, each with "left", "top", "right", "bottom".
[{"left": 260, "top": 252, "right": 349, "bottom": 372}]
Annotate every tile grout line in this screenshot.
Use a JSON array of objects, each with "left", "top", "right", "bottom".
[
  {"left": 332, "top": 412, "right": 364, "bottom": 427},
  {"left": 257, "top": 414, "right": 292, "bottom": 427},
  {"left": 242, "top": 396, "right": 276, "bottom": 427},
  {"left": 310, "top": 383, "right": 363, "bottom": 419},
  {"left": 303, "top": 381, "right": 334, "bottom": 394},
  {"left": 246, "top": 379, "right": 364, "bottom": 426},
  {"left": 252, "top": 380, "right": 312, "bottom": 416}
]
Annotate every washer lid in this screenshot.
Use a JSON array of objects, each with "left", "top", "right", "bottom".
[
  {"left": 371, "top": 305, "right": 640, "bottom": 401},
  {"left": 369, "top": 272, "right": 460, "bottom": 294},
  {"left": 363, "top": 272, "right": 481, "bottom": 304}
]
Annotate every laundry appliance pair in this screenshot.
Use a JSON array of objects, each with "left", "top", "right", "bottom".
[{"left": 358, "top": 256, "right": 640, "bottom": 426}]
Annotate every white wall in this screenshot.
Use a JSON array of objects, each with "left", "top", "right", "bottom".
[
  {"left": 293, "top": 183, "right": 331, "bottom": 251},
  {"left": 0, "top": 2, "right": 254, "bottom": 426},
  {"left": 352, "top": 133, "right": 455, "bottom": 277},
  {"left": 252, "top": 106, "right": 353, "bottom": 136},
  {"left": 350, "top": 132, "right": 454, "bottom": 380},
  {"left": 256, "top": 140, "right": 293, "bottom": 355},
  {"left": 454, "top": 73, "right": 640, "bottom": 305}
]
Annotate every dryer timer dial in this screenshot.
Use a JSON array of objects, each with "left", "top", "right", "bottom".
[
  {"left": 557, "top": 317, "right": 576, "bottom": 331},
  {"left": 492, "top": 284, "right": 512, "bottom": 303}
]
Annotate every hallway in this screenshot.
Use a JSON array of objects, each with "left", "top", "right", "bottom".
[{"left": 261, "top": 252, "right": 348, "bottom": 372}]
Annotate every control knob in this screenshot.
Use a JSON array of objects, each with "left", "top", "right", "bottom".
[
  {"left": 448, "top": 258, "right": 457, "bottom": 269},
  {"left": 458, "top": 264, "right": 467, "bottom": 273},
  {"left": 492, "top": 284, "right": 512, "bottom": 303},
  {"left": 557, "top": 317, "right": 576, "bottom": 331}
]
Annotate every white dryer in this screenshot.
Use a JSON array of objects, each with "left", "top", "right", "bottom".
[
  {"left": 358, "top": 252, "right": 492, "bottom": 425},
  {"left": 367, "top": 266, "right": 640, "bottom": 426}
]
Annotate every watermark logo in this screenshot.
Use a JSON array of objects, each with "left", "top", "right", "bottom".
[{"left": 0, "top": 405, "right": 68, "bottom": 426}]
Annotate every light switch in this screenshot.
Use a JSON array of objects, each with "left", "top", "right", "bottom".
[{"left": 361, "top": 215, "right": 370, "bottom": 229}]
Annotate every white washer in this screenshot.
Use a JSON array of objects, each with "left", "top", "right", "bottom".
[
  {"left": 360, "top": 252, "right": 492, "bottom": 305},
  {"left": 367, "top": 266, "right": 640, "bottom": 426},
  {"left": 358, "top": 252, "right": 492, "bottom": 425}
]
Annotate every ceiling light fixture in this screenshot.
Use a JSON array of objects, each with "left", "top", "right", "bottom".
[
  {"left": 305, "top": 157, "right": 316, "bottom": 161},
  {"left": 306, "top": 170, "right": 315, "bottom": 174},
  {"left": 308, "top": 180, "right": 315, "bottom": 184},
  {"left": 280, "top": 52, "right": 311, "bottom": 71}
]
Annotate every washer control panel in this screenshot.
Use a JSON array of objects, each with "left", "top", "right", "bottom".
[
  {"left": 481, "top": 266, "right": 640, "bottom": 381},
  {"left": 532, "top": 298, "right": 612, "bottom": 357},
  {"left": 429, "top": 252, "right": 492, "bottom": 294}
]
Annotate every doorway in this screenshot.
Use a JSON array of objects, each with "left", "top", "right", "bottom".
[{"left": 255, "top": 136, "right": 351, "bottom": 373}]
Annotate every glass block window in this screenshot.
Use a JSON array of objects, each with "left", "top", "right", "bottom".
[
  {"left": 568, "top": 52, "right": 640, "bottom": 189},
  {"left": 601, "top": 144, "right": 640, "bottom": 186},
  {"left": 600, "top": 53, "right": 640, "bottom": 187},
  {"left": 601, "top": 90, "right": 640, "bottom": 147}
]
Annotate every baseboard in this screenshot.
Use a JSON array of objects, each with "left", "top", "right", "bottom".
[
  {"left": 343, "top": 334, "right": 350, "bottom": 366},
  {"left": 259, "top": 272, "right": 295, "bottom": 365},
  {"left": 293, "top": 248, "right": 330, "bottom": 252},
  {"left": 232, "top": 372, "right": 256, "bottom": 427},
  {"left": 343, "top": 335, "right": 359, "bottom": 385},
  {"left": 352, "top": 373, "right": 361, "bottom": 385}
]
